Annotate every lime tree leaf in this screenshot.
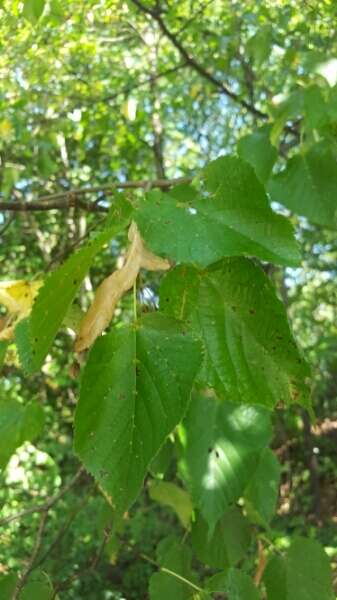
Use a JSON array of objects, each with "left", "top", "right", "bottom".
[
  {"left": 15, "top": 206, "right": 131, "bottom": 374},
  {"left": 247, "top": 25, "right": 272, "bottom": 67},
  {"left": 160, "top": 259, "right": 310, "bottom": 409},
  {"left": 149, "top": 481, "right": 193, "bottom": 528},
  {"left": 0, "top": 399, "right": 44, "bottom": 469},
  {"left": 191, "top": 507, "right": 251, "bottom": 569},
  {"left": 149, "top": 437, "right": 174, "bottom": 478},
  {"left": 0, "top": 573, "right": 17, "bottom": 597},
  {"left": 268, "top": 142, "right": 337, "bottom": 228},
  {"left": 179, "top": 395, "right": 271, "bottom": 531},
  {"left": 238, "top": 126, "right": 277, "bottom": 183},
  {"left": 21, "top": 570, "right": 56, "bottom": 600},
  {"left": 23, "top": 0, "right": 46, "bottom": 23},
  {"left": 244, "top": 448, "right": 281, "bottom": 526},
  {"left": 149, "top": 536, "right": 198, "bottom": 600},
  {"left": 225, "top": 569, "right": 261, "bottom": 600},
  {"left": 74, "top": 313, "right": 202, "bottom": 515},
  {"left": 135, "top": 156, "right": 300, "bottom": 268},
  {"left": 264, "top": 538, "right": 334, "bottom": 600}
]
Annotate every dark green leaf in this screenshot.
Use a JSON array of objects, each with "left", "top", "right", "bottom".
[
  {"left": 74, "top": 313, "right": 202, "bottom": 515},
  {"left": 244, "top": 448, "right": 281, "bottom": 526},
  {"left": 268, "top": 142, "right": 337, "bottom": 228},
  {"left": 191, "top": 507, "right": 251, "bottom": 569},
  {"left": 160, "top": 260, "right": 310, "bottom": 409},
  {"left": 149, "top": 537, "right": 197, "bottom": 600},
  {"left": 0, "top": 399, "right": 44, "bottom": 469},
  {"left": 264, "top": 537, "right": 334, "bottom": 600},
  {"left": 135, "top": 156, "right": 300, "bottom": 267}
]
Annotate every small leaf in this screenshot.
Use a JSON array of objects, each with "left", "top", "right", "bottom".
[
  {"left": 21, "top": 570, "right": 56, "bottom": 600},
  {"left": 74, "top": 313, "right": 202, "bottom": 515},
  {"left": 135, "top": 156, "right": 300, "bottom": 268},
  {"left": 238, "top": 126, "right": 277, "bottom": 183},
  {"left": 191, "top": 507, "right": 251, "bottom": 569},
  {"left": 160, "top": 260, "right": 310, "bottom": 409},
  {"left": 244, "top": 448, "right": 281, "bottom": 526},
  {"left": 149, "top": 481, "right": 193, "bottom": 528},
  {"left": 179, "top": 395, "right": 271, "bottom": 531},
  {"left": 225, "top": 569, "right": 261, "bottom": 599},
  {"left": 0, "top": 399, "right": 44, "bottom": 469},
  {"left": 268, "top": 142, "right": 337, "bottom": 228},
  {"left": 149, "top": 536, "right": 198, "bottom": 600},
  {"left": 23, "top": 0, "right": 46, "bottom": 23}
]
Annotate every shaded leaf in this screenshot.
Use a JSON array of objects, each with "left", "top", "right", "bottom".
[
  {"left": 0, "top": 399, "right": 44, "bottom": 469},
  {"left": 150, "top": 536, "right": 197, "bottom": 600},
  {"left": 149, "top": 481, "right": 193, "bottom": 528},
  {"left": 238, "top": 126, "right": 277, "bottom": 183},
  {"left": 264, "top": 537, "right": 334, "bottom": 600},
  {"left": 268, "top": 142, "right": 337, "bottom": 228},
  {"left": 191, "top": 507, "right": 251, "bottom": 569},
  {"left": 179, "top": 395, "right": 271, "bottom": 531},
  {"left": 244, "top": 448, "right": 281, "bottom": 526}
]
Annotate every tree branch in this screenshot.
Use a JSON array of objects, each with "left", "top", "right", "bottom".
[
  {"left": 0, "top": 176, "right": 191, "bottom": 213},
  {"left": 130, "top": 0, "right": 268, "bottom": 120}
]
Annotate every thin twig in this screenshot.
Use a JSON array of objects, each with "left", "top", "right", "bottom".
[
  {"left": 0, "top": 466, "right": 85, "bottom": 527},
  {"left": 12, "top": 511, "right": 48, "bottom": 600}
]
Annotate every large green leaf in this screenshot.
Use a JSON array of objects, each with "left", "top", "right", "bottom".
[
  {"left": 268, "top": 142, "right": 337, "bottom": 228},
  {"left": 179, "top": 395, "right": 271, "bottom": 531},
  {"left": 264, "top": 537, "right": 334, "bottom": 600},
  {"left": 135, "top": 156, "right": 300, "bottom": 267},
  {"left": 224, "top": 569, "right": 261, "bottom": 600},
  {"left": 15, "top": 199, "right": 131, "bottom": 373},
  {"left": 149, "top": 536, "right": 197, "bottom": 600},
  {"left": 238, "top": 126, "right": 278, "bottom": 183},
  {"left": 244, "top": 448, "right": 281, "bottom": 526},
  {"left": 0, "top": 399, "right": 44, "bottom": 469},
  {"left": 191, "top": 507, "right": 251, "bottom": 569},
  {"left": 74, "top": 313, "right": 202, "bottom": 515},
  {"left": 21, "top": 570, "right": 56, "bottom": 600},
  {"left": 160, "top": 259, "right": 310, "bottom": 409}
]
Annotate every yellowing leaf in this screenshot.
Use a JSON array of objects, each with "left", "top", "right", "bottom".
[
  {"left": 0, "top": 280, "right": 42, "bottom": 341},
  {"left": 75, "top": 223, "right": 170, "bottom": 352}
]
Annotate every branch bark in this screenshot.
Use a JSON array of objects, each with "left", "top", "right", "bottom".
[{"left": 0, "top": 176, "right": 191, "bottom": 213}]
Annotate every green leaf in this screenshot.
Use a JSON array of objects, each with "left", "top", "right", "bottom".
[
  {"left": 191, "top": 507, "right": 251, "bottom": 569},
  {"left": 268, "top": 142, "right": 337, "bottom": 228},
  {"left": 244, "top": 448, "right": 281, "bottom": 526},
  {"left": 23, "top": 0, "right": 46, "bottom": 23},
  {"left": 135, "top": 156, "right": 300, "bottom": 268},
  {"left": 0, "top": 573, "right": 17, "bottom": 597},
  {"left": 264, "top": 537, "right": 334, "bottom": 600},
  {"left": 21, "top": 570, "right": 55, "bottom": 600},
  {"left": 149, "top": 481, "right": 193, "bottom": 528},
  {"left": 149, "top": 437, "right": 174, "bottom": 478},
  {"left": 237, "top": 126, "right": 277, "bottom": 183},
  {"left": 225, "top": 569, "right": 261, "bottom": 600},
  {"left": 15, "top": 211, "right": 130, "bottom": 374},
  {"left": 247, "top": 25, "right": 273, "bottom": 67},
  {"left": 74, "top": 313, "right": 202, "bottom": 515},
  {"left": 179, "top": 395, "right": 271, "bottom": 531},
  {"left": 160, "top": 259, "right": 310, "bottom": 409},
  {"left": 0, "top": 399, "right": 44, "bottom": 469},
  {"left": 149, "top": 537, "right": 198, "bottom": 600}
]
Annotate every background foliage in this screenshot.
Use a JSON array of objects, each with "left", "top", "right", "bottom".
[{"left": 0, "top": 0, "right": 336, "bottom": 598}]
